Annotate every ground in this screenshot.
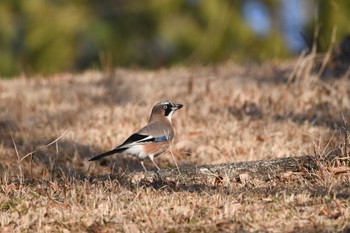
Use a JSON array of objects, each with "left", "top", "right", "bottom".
[{"left": 0, "top": 59, "right": 350, "bottom": 232}]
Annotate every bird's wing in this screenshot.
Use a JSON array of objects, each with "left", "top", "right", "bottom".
[
  {"left": 117, "top": 133, "right": 173, "bottom": 149},
  {"left": 118, "top": 133, "right": 152, "bottom": 147},
  {"left": 89, "top": 134, "right": 154, "bottom": 161}
]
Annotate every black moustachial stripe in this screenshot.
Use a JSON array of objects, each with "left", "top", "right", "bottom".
[{"left": 164, "top": 107, "right": 172, "bottom": 116}]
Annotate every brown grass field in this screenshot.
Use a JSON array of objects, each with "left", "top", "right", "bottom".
[{"left": 0, "top": 59, "right": 350, "bottom": 232}]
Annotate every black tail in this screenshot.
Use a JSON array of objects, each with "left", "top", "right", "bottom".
[{"left": 89, "top": 147, "right": 126, "bottom": 161}]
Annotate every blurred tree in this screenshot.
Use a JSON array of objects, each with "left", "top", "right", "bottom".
[
  {"left": 0, "top": 0, "right": 23, "bottom": 76},
  {"left": 0, "top": 0, "right": 349, "bottom": 77},
  {"left": 304, "top": 0, "right": 350, "bottom": 52}
]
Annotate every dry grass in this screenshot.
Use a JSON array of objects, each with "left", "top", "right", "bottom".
[{"left": 0, "top": 59, "right": 350, "bottom": 232}]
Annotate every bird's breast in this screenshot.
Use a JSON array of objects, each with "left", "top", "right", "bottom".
[{"left": 142, "top": 141, "right": 170, "bottom": 157}]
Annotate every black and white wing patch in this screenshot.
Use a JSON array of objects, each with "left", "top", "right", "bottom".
[{"left": 117, "top": 133, "right": 173, "bottom": 149}]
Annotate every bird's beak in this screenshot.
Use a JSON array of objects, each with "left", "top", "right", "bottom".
[{"left": 172, "top": 103, "right": 183, "bottom": 110}]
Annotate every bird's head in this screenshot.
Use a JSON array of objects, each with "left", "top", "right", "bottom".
[{"left": 150, "top": 101, "right": 183, "bottom": 122}]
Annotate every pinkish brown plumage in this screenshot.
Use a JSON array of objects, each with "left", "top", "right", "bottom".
[{"left": 89, "top": 101, "right": 183, "bottom": 171}]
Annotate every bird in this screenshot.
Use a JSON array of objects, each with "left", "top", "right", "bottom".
[{"left": 89, "top": 101, "right": 183, "bottom": 171}]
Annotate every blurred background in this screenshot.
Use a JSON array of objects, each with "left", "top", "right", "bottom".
[{"left": 0, "top": 0, "right": 349, "bottom": 77}]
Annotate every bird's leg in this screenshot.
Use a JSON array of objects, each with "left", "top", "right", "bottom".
[
  {"left": 149, "top": 155, "right": 160, "bottom": 170},
  {"left": 140, "top": 160, "right": 147, "bottom": 172}
]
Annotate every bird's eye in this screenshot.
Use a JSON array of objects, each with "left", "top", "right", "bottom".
[{"left": 163, "top": 105, "right": 168, "bottom": 110}]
